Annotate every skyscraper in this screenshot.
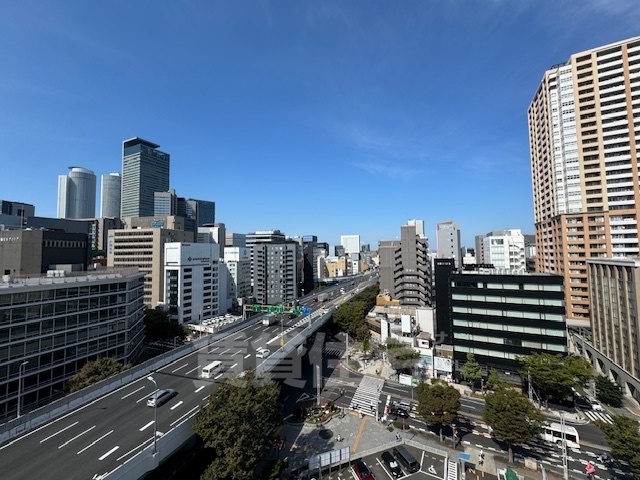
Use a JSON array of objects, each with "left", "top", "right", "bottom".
[
  {"left": 528, "top": 36, "right": 640, "bottom": 325},
  {"left": 57, "top": 167, "right": 96, "bottom": 219},
  {"left": 121, "top": 137, "right": 170, "bottom": 218},
  {"left": 100, "top": 172, "right": 121, "bottom": 218}
]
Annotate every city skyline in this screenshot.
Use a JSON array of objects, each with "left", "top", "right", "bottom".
[{"left": 1, "top": 2, "right": 638, "bottom": 247}]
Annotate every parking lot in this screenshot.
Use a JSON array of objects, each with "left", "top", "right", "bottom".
[{"left": 350, "top": 444, "right": 446, "bottom": 480}]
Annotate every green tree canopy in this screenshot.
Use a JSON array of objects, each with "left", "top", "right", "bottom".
[
  {"left": 598, "top": 414, "right": 640, "bottom": 475},
  {"left": 416, "top": 379, "right": 461, "bottom": 442},
  {"left": 595, "top": 376, "right": 623, "bottom": 408},
  {"left": 330, "top": 284, "right": 378, "bottom": 337},
  {"left": 144, "top": 307, "right": 187, "bottom": 340},
  {"left": 386, "top": 338, "right": 420, "bottom": 371},
  {"left": 66, "top": 357, "right": 130, "bottom": 393},
  {"left": 193, "top": 375, "right": 282, "bottom": 480},
  {"left": 460, "top": 352, "right": 483, "bottom": 391},
  {"left": 484, "top": 387, "right": 546, "bottom": 464},
  {"left": 485, "top": 368, "right": 507, "bottom": 391},
  {"left": 519, "top": 353, "right": 592, "bottom": 405}
]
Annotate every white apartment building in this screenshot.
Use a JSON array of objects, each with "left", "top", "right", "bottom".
[
  {"left": 481, "top": 229, "right": 526, "bottom": 272},
  {"left": 164, "top": 243, "right": 224, "bottom": 324},
  {"left": 224, "top": 246, "right": 251, "bottom": 307}
]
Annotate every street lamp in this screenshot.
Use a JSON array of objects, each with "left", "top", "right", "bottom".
[
  {"left": 147, "top": 376, "right": 158, "bottom": 455},
  {"left": 17, "top": 360, "right": 29, "bottom": 418}
]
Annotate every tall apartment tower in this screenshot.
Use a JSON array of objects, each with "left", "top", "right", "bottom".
[
  {"left": 57, "top": 167, "right": 96, "bottom": 219},
  {"left": 100, "top": 172, "right": 121, "bottom": 218},
  {"left": 379, "top": 222, "right": 432, "bottom": 306},
  {"left": 436, "top": 221, "right": 461, "bottom": 268},
  {"left": 528, "top": 36, "right": 640, "bottom": 325},
  {"left": 252, "top": 241, "right": 299, "bottom": 305},
  {"left": 121, "top": 137, "right": 170, "bottom": 218}
]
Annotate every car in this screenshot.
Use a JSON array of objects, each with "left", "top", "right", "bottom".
[
  {"left": 312, "top": 298, "right": 318, "bottom": 302},
  {"left": 256, "top": 347, "right": 271, "bottom": 359},
  {"left": 288, "top": 313, "right": 297, "bottom": 319},
  {"left": 390, "top": 407, "right": 409, "bottom": 418},
  {"left": 381, "top": 451, "right": 403, "bottom": 478},
  {"left": 587, "top": 396, "right": 603, "bottom": 411},
  {"left": 353, "top": 460, "right": 374, "bottom": 480},
  {"left": 146, "top": 388, "right": 177, "bottom": 407}
]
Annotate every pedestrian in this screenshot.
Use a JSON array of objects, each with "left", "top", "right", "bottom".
[
  {"left": 585, "top": 461, "right": 596, "bottom": 479},
  {"left": 479, "top": 449, "right": 485, "bottom": 466}
]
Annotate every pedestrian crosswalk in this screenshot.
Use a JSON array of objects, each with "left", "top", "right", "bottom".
[
  {"left": 583, "top": 411, "right": 614, "bottom": 424},
  {"left": 349, "top": 375, "right": 384, "bottom": 417}
]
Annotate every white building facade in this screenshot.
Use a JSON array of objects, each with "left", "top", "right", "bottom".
[
  {"left": 224, "top": 246, "right": 251, "bottom": 307},
  {"left": 482, "top": 229, "right": 526, "bottom": 272},
  {"left": 163, "top": 243, "right": 224, "bottom": 324}
]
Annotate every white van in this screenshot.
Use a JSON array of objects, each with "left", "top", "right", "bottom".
[{"left": 201, "top": 360, "right": 223, "bottom": 379}]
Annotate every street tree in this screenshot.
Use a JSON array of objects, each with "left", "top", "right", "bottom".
[
  {"left": 386, "top": 338, "right": 420, "bottom": 372},
  {"left": 66, "top": 357, "right": 130, "bottom": 393},
  {"left": 416, "top": 379, "right": 461, "bottom": 442},
  {"left": 460, "top": 353, "right": 483, "bottom": 392},
  {"left": 519, "top": 353, "right": 592, "bottom": 406},
  {"left": 485, "top": 368, "right": 507, "bottom": 391},
  {"left": 595, "top": 376, "right": 623, "bottom": 407},
  {"left": 598, "top": 414, "right": 640, "bottom": 476},
  {"left": 193, "top": 375, "right": 282, "bottom": 480},
  {"left": 330, "top": 284, "right": 378, "bottom": 337},
  {"left": 484, "top": 387, "right": 546, "bottom": 464}
]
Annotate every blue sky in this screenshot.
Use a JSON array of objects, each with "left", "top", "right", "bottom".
[{"left": 1, "top": 1, "right": 638, "bottom": 250}]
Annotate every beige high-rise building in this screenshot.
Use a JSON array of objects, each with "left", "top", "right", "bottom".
[
  {"left": 529, "top": 36, "right": 640, "bottom": 326},
  {"left": 107, "top": 227, "right": 193, "bottom": 307}
]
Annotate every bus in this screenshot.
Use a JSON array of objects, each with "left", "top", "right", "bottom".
[
  {"left": 201, "top": 360, "right": 223, "bottom": 379},
  {"left": 538, "top": 422, "right": 580, "bottom": 449}
]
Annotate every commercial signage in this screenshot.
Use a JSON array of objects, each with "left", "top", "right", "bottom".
[
  {"left": 302, "top": 235, "right": 314, "bottom": 242},
  {"left": 433, "top": 356, "right": 452, "bottom": 373},
  {"left": 151, "top": 220, "right": 164, "bottom": 228}
]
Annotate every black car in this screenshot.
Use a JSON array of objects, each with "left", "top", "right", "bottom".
[
  {"left": 381, "top": 451, "right": 403, "bottom": 477},
  {"left": 390, "top": 407, "right": 409, "bottom": 418},
  {"left": 287, "top": 313, "right": 297, "bottom": 319}
]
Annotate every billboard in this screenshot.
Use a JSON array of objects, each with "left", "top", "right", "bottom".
[{"left": 433, "top": 356, "right": 452, "bottom": 373}]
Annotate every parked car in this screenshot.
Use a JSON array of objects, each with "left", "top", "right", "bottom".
[
  {"left": 587, "top": 396, "right": 603, "bottom": 411},
  {"left": 353, "top": 460, "right": 375, "bottom": 480},
  {"left": 381, "top": 451, "right": 403, "bottom": 478}
]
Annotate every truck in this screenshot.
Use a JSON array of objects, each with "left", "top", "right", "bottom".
[
  {"left": 317, "top": 293, "right": 329, "bottom": 302},
  {"left": 262, "top": 313, "right": 276, "bottom": 326}
]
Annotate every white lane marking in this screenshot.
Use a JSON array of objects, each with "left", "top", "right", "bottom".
[
  {"left": 99, "top": 445, "right": 120, "bottom": 461},
  {"left": 171, "top": 363, "right": 189, "bottom": 373},
  {"left": 244, "top": 354, "right": 251, "bottom": 359},
  {"left": 139, "top": 421, "right": 154, "bottom": 432},
  {"left": 464, "top": 405, "right": 476, "bottom": 410},
  {"left": 219, "top": 348, "right": 230, "bottom": 355},
  {"left": 170, "top": 405, "right": 201, "bottom": 427},
  {"left": 195, "top": 385, "right": 205, "bottom": 393},
  {"left": 116, "top": 439, "right": 151, "bottom": 462},
  {"left": 235, "top": 350, "right": 244, "bottom": 355},
  {"left": 77, "top": 430, "right": 113, "bottom": 454},
  {"left": 230, "top": 363, "right": 238, "bottom": 369},
  {"left": 253, "top": 325, "right": 262, "bottom": 331},
  {"left": 186, "top": 365, "right": 199, "bottom": 375},
  {"left": 121, "top": 386, "right": 145, "bottom": 400},
  {"left": 170, "top": 401, "right": 183, "bottom": 410},
  {"left": 40, "top": 421, "right": 79, "bottom": 443},
  {"left": 58, "top": 425, "right": 96, "bottom": 449},
  {"left": 214, "top": 373, "right": 223, "bottom": 380}
]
